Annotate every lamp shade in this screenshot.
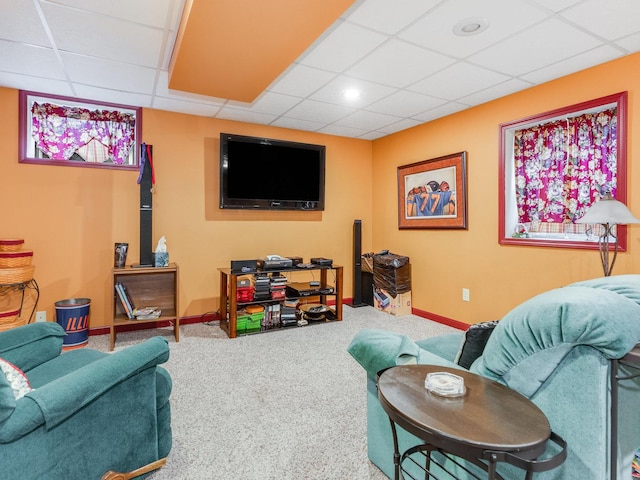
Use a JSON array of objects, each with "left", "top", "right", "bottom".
[{"left": 576, "top": 197, "right": 640, "bottom": 225}]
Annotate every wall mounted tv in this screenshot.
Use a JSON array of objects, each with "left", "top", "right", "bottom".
[{"left": 219, "top": 132, "right": 326, "bottom": 211}]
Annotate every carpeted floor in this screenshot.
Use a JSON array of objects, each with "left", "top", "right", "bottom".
[{"left": 89, "top": 306, "right": 458, "bottom": 479}]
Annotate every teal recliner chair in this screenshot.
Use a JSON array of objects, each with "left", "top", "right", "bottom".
[
  {"left": 348, "top": 275, "right": 640, "bottom": 480},
  {"left": 0, "top": 322, "right": 172, "bottom": 480}
]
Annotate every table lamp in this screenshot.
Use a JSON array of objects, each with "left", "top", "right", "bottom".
[{"left": 576, "top": 193, "right": 639, "bottom": 276}]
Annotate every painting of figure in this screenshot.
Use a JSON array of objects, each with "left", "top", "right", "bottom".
[{"left": 398, "top": 152, "right": 467, "bottom": 229}]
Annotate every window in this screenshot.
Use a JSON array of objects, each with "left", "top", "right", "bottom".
[
  {"left": 499, "top": 92, "right": 628, "bottom": 250},
  {"left": 19, "top": 91, "right": 141, "bottom": 169}
]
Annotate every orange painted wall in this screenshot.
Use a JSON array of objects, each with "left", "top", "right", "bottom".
[
  {"left": 372, "top": 52, "right": 640, "bottom": 325},
  {"left": 0, "top": 91, "right": 372, "bottom": 328}
]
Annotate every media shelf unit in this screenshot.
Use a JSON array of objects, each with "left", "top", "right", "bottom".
[
  {"left": 218, "top": 265, "right": 343, "bottom": 338},
  {"left": 110, "top": 263, "right": 180, "bottom": 351}
]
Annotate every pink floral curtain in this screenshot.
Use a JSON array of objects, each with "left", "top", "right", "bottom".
[
  {"left": 513, "top": 108, "right": 617, "bottom": 226},
  {"left": 31, "top": 102, "right": 136, "bottom": 165}
]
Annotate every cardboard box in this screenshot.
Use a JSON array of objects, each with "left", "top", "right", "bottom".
[{"left": 373, "top": 288, "right": 412, "bottom": 316}]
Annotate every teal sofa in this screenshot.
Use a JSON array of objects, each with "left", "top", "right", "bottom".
[
  {"left": 348, "top": 275, "right": 640, "bottom": 479},
  {"left": 0, "top": 322, "right": 172, "bottom": 480}
]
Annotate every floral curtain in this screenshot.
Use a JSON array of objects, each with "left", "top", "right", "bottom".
[
  {"left": 31, "top": 102, "right": 136, "bottom": 165},
  {"left": 513, "top": 108, "right": 617, "bottom": 226}
]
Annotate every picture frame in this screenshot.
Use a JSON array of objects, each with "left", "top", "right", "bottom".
[{"left": 397, "top": 151, "right": 468, "bottom": 229}]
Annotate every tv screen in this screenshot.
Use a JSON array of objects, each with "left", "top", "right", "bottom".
[{"left": 219, "top": 133, "right": 326, "bottom": 211}]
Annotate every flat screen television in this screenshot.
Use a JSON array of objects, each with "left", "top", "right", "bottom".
[{"left": 219, "top": 132, "right": 326, "bottom": 211}]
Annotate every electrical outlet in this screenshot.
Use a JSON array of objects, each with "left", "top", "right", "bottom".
[
  {"left": 35, "top": 311, "right": 47, "bottom": 322},
  {"left": 462, "top": 288, "right": 470, "bottom": 302}
]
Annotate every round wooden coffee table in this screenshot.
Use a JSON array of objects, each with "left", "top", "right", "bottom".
[{"left": 377, "top": 365, "right": 566, "bottom": 480}]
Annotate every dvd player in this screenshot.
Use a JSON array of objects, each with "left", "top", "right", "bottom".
[
  {"left": 258, "top": 258, "right": 293, "bottom": 270},
  {"left": 286, "top": 282, "right": 334, "bottom": 297}
]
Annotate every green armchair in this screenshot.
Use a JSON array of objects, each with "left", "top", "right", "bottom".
[{"left": 0, "top": 322, "right": 172, "bottom": 480}]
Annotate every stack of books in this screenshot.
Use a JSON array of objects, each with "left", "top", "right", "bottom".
[
  {"left": 281, "top": 299, "right": 298, "bottom": 327},
  {"left": 270, "top": 274, "right": 287, "bottom": 300},
  {"left": 115, "top": 283, "right": 161, "bottom": 320},
  {"left": 253, "top": 274, "right": 271, "bottom": 301},
  {"left": 263, "top": 304, "right": 281, "bottom": 329}
]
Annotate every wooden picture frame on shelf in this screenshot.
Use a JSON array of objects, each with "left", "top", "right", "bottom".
[{"left": 397, "top": 151, "right": 468, "bottom": 230}]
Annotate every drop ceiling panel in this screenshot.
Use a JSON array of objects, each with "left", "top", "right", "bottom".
[
  {"left": 468, "top": 18, "right": 604, "bottom": 76},
  {"left": 268, "top": 64, "right": 336, "bottom": 98},
  {"left": 409, "top": 62, "right": 510, "bottom": 100},
  {"left": 347, "top": 39, "right": 456, "bottom": 88},
  {"left": 344, "top": 0, "right": 440, "bottom": 35},
  {"left": 0, "top": 0, "right": 50, "bottom": 47},
  {"left": 309, "top": 75, "right": 397, "bottom": 108},
  {"left": 298, "top": 21, "right": 388, "bottom": 72},
  {"left": 284, "top": 99, "right": 355, "bottom": 124},
  {"left": 366, "top": 90, "right": 447, "bottom": 118},
  {"left": 41, "top": 3, "right": 165, "bottom": 68},
  {"left": 47, "top": 0, "right": 175, "bottom": 29},
  {"left": 61, "top": 52, "right": 156, "bottom": 93},
  {"left": 0, "top": 41, "right": 65, "bottom": 79},
  {"left": 399, "top": 0, "right": 549, "bottom": 59},
  {"left": 562, "top": 0, "right": 640, "bottom": 40}
]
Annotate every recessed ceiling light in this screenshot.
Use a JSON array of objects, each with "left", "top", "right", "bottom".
[
  {"left": 343, "top": 88, "right": 361, "bottom": 101},
  {"left": 453, "top": 17, "right": 489, "bottom": 36}
]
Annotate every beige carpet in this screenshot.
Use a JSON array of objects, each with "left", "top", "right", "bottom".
[{"left": 89, "top": 306, "right": 458, "bottom": 479}]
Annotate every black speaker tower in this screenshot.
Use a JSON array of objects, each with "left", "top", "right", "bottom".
[
  {"left": 138, "top": 144, "right": 153, "bottom": 267},
  {"left": 350, "top": 219, "right": 368, "bottom": 307}
]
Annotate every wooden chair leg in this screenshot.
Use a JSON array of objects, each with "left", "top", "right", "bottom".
[{"left": 101, "top": 458, "right": 167, "bottom": 480}]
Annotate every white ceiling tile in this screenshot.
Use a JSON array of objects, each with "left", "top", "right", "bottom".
[
  {"left": 347, "top": 39, "right": 456, "bottom": 88},
  {"left": 73, "top": 85, "right": 152, "bottom": 107},
  {"left": 271, "top": 117, "right": 325, "bottom": 132},
  {"left": 0, "top": 42, "right": 65, "bottom": 79},
  {"left": 234, "top": 92, "right": 302, "bottom": 116},
  {"left": 458, "top": 78, "right": 533, "bottom": 106},
  {"left": 358, "top": 131, "right": 387, "bottom": 140},
  {"left": 310, "top": 75, "right": 397, "bottom": 108},
  {"left": 399, "top": 0, "right": 549, "bottom": 58},
  {"left": 468, "top": 18, "right": 603, "bottom": 76},
  {"left": 0, "top": 72, "right": 72, "bottom": 96},
  {"left": 412, "top": 102, "right": 470, "bottom": 123},
  {"left": 318, "top": 124, "right": 370, "bottom": 138},
  {"left": 284, "top": 99, "right": 355, "bottom": 124},
  {"left": 409, "top": 62, "right": 510, "bottom": 100},
  {"left": 529, "top": 0, "right": 582, "bottom": 13},
  {"left": 268, "top": 64, "right": 336, "bottom": 97},
  {"left": 61, "top": 53, "right": 156, "bottom": 93},
  {"left": 615, "top": 33, "right": 640, "bottom": 54},
  {"left": 41, "top": 3, "right": 165, "bottom": 68},
  {"left": 561, "top": 0, "right": 640, "bottom": 41},
  {"left": 46, "top": 0, "right": 177, "bottom": 29},
  {"left": 299, "top": 21, "right": 388, "bottom": 72},
  {"left": 345, "top": 0, "right": 440, "bottom": 35},
  {"left": 0, "top": 0, "right": 50, "bottom": 47},
  {"left": 334, "top": 110, "right": 401, "bottom": 130},
  {"left": 152, "top": 96, "right": 221, "bottom": 116},
  {"left": 521, "top": 45, "right": 625, "bottom": 85},
  {"left": 376, "top": 118, "right": 423, "bottom": 135},
  {"left": 216, "top": 107, "right": 277, "bottom": 125},
  {"left": 366, "top": 90, "right": 446, "bottom": 117}
]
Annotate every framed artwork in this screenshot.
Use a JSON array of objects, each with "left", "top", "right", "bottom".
[{"left": 397, "top": 151, "right": 468, "bottom": 229}]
